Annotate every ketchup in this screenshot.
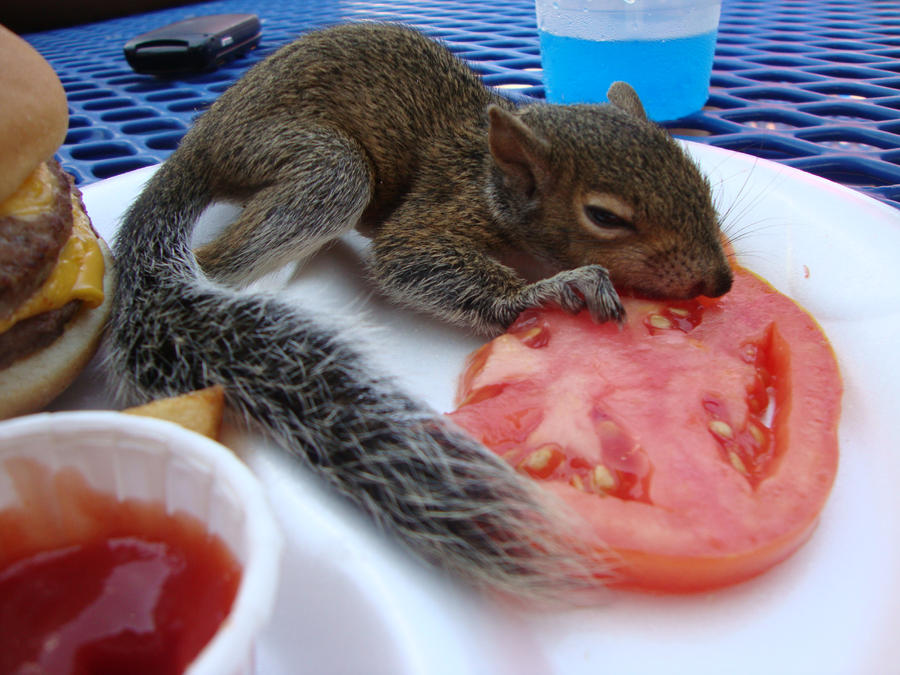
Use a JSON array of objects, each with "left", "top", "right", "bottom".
[{"left": 0, "top": 461, "right": 242, "bottom": 675}]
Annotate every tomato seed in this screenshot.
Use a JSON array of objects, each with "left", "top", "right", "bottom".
[
  {"left": 708, "top": 420, "right": 734, "bottom": 440},
  {"left": 647, "top": 314, "right": 673, "bottom": 330},
  {"left": 662, "top": 302, "right": 705, "bottom": 331},
  {"left": 526, "top": 447, "right": 553, "bottom": 468},
  {"left": 590, "top": 465, "right": 616, "bottom": 493},
  {"left": 747, "top": 422, "right": 767, "bottom": 448},
  {"left": 729, "top": 452, "right": 748, "bottom": 474},
  {"left": 519, "top": 326, "right": 550, "bottom": 349},
  {"left": 519, "top": 445, "right": 565, "bottom": 479}
]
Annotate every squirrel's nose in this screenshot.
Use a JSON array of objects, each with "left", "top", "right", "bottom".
[{"left": 697, "top": 266, "right": 733, "bottom": 298}]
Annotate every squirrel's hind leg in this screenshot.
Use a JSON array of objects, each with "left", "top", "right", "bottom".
[{"left": 195, "top": 129, "right": 373, "bottom": 286}]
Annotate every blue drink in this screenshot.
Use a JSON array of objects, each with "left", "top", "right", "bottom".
[{"left": 538, "top": 29, "right": 718, "bottom": 121}]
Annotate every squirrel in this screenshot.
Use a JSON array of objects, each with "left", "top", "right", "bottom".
[{"left": 105, "top": 22, "right": 733, "bottom": 601}]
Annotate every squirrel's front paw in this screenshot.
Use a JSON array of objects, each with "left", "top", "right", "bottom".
[{"left": 524, "top": 265, "right": 625, "bottom": 323}]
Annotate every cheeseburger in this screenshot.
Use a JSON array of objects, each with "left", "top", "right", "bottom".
[{"left": 0, "top": 25, "right": 114, "bottom": 419}]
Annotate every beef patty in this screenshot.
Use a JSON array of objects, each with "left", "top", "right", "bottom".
[
  {"left": 0, "top": 299, "right": 81, "bottom": 369},
  {"left": 0, "top": 159, "right": 74, "bottom": 319}
]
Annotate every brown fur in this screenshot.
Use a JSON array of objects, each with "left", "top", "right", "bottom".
[
  {"left": 190, "top": 22, "right": 731, "bottom": 333},
  {"left": 106, "top": 22, "right": 732, "bottom": 600}
]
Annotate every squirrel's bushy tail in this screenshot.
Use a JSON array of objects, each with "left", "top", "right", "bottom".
[{"left": 104, "top": 162, "right": 609, "bottom": 601}]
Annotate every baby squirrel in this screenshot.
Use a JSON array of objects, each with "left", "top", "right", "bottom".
[{"left": 106, "top": 22, "right": 732, "bottom": 599}]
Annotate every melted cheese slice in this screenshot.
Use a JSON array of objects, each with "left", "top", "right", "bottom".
[{"left": 0, "top": 164, "right": 105, "bottom": 334}]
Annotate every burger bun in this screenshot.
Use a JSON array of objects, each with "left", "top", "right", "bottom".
[{"left": 0, "top": 24, "right": 69, "bottom": 203}]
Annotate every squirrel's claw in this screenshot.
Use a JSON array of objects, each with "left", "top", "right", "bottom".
[
  {"left": 525, "top": 264, "right": 624, "bottom": 324},
  {"left": 586, "top": 288, "right": 626, "bottom": 325}
]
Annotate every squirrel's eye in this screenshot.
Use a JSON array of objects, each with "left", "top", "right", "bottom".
[{"left": 584, "top": 205, "right": 633, "bottom": 231}]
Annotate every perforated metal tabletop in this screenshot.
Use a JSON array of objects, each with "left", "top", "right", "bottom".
[{"left": 20, "top": 0, "right": 900, "bottom": 211}]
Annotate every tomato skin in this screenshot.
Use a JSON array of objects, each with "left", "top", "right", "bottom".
[
  {"left": 610, "top": 515, "right": 820, "bottom": 591},
  {"left": 448, "top": 267, "right": 841, "bottom": 592}
]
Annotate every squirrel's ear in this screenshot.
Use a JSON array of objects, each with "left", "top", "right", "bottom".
[
  {"left": 487, "top": 105, "right": 551, "bottom": 197},
  {"left": 607, "top": 82, "right": 648, "bottom": 121}
]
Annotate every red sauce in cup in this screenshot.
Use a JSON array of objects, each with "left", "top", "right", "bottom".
[{"left": 0, "top": 459, "right": 242, "bottom": 675}]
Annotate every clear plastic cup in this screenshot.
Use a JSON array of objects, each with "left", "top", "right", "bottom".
[{"left": 535, "top": 0, "right": 723, "bottom": 120}]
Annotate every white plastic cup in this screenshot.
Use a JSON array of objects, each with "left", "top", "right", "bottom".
[
  {"left": 535, "top": 0, "right": 723, "bottom": 120},
  {"left": 0, "top": 412, "right": 282, "bottom": 675}
]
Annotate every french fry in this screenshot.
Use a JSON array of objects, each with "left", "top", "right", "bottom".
[{"left": 124, "top": 385, "right": 225, "bottom": 440}]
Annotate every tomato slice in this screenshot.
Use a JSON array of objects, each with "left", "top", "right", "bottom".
[{"left": 448, "top": 267, "right": 841, "bottom": 592}]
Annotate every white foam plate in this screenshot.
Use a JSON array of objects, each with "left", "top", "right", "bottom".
[{"left": 51, "top": 142, "right": 900, "bottom": 674}]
